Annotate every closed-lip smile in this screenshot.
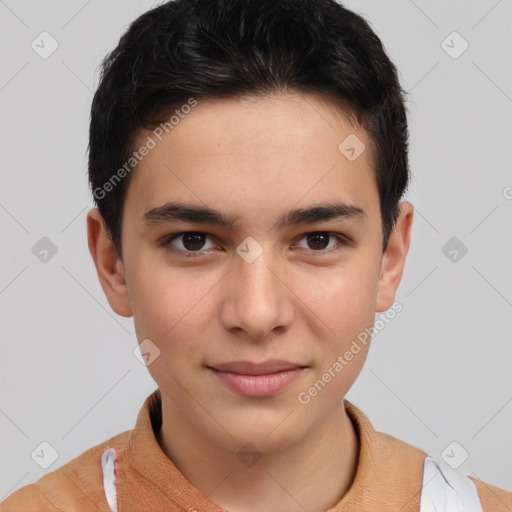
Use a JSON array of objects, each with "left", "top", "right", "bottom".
[{"left": 207, "top": 360, "right": 307, "bottom": 397}]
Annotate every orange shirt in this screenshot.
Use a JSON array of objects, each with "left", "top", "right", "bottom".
[{"left": 1, "top": 389, "right": 510, "bottom": 511}]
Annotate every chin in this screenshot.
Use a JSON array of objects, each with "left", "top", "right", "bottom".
[{"left": 212, "top": 409, "right": 310, "bottom": 454}]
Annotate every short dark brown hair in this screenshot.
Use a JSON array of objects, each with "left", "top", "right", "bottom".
[{"left": 88, "top": 0, "right": 410, "bottom": 257}]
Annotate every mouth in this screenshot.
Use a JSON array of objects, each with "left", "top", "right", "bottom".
[{"left": 206, "top": 360, "right": 307, "bottom": 397}]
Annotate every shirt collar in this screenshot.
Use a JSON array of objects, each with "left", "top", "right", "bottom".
[{"left": 125, "top": 388, "right": 426, "bottom": 511}]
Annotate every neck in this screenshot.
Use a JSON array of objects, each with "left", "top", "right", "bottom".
[{"left": 156, "top": 397, "right": 359, "bottom": 512}]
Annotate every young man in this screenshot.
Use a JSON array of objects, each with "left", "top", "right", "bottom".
[{"left": 1, "top": 0, "right": 510, "bottom": 511}]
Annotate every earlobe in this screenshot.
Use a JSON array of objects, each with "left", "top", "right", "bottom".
[
  {"left": 375, "top": 201, "right": 414, "bottom": 312},
  {"left": 86, "top": 208, "right": 133, "bottom": 317}
]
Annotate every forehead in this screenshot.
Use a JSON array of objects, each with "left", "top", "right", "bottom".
[{"left": 124, "top": 92, "right": 380, "bottom": 228}]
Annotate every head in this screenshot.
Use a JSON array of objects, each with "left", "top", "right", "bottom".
[{"left": 87, "top": 0, "right": 413, "bottom": 453}]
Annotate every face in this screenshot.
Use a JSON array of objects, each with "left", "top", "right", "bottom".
[{"left": 89, "top": 91, "right": 412, "bottom": 454}]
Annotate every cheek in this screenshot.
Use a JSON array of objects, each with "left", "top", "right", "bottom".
[
  {"left": 127, "top": 259, "right": 218, "bottom": 355},
  {"left": 128, "top": 270, "right": 210, "bottom": 394},
  {"left": 301, "top": 260, "right": 379, "bottom": 336},
  {"left": 300, "top": 260, "right": 379, "bottom": 398},
  {"left": 126, "top": 239, "right": 381, "bottom": 349}
]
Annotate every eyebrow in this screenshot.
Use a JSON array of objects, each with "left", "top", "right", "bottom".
[{"left": 142, "top": 200, "right": 366, "bottom": 229}]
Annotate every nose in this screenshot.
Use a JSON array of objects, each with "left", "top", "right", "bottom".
[{"left": 220, "top": 247, "right": 294, "bottom": 342}]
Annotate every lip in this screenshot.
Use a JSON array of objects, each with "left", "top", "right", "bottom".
[
  {"left": 207, "top": 360, "right": 306, "bottom": 397},
  {"left": 210, "top": 359, "right": 304, "bottom": 375}
]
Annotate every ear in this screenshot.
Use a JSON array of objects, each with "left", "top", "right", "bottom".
[
  {"left": 375, "top": 201, "right": 414, "bottom": 312},
  {"left": 86, "top": 208, "right": 133, "bottom": 317}
]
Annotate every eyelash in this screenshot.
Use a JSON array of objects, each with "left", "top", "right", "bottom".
[{"left": 160, "top": 231, "right": 350, "bottom": 258}]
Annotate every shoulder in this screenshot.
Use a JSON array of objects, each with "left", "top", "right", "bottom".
[
  {"left": 343, "top": 401, "right": 511, "bottom": 511},
  {"left": 471, "top": 475, "right": 512, "bottom": 512},
  {"left": 342, "top": 400, "right": 428, "bottom": 510},
  {"left": 0, "top": 429, "right": 131, "bottom": 512},
  {"left": 419, "top": 455, "right": 511, "bottom": 512}
]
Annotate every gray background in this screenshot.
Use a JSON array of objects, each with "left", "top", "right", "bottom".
[{"left": 1, "top": 0, "right": 511, "bottom": 500}]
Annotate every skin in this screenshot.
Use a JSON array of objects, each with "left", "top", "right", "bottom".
[{"left": 87, "top": 91, "right": 413, "bottom": 512}]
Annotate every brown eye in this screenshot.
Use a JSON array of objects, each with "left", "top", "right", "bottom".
[
  {"left": 180, "top": 232, "right": 206, "bottom": 251},
  {"left": 306, "top": 233, "right": 330, "bottom": 250},
  {"left": 162, "top": 230, "right": 348, "bottom": 259},
  {"left": 162, "top": 232, "right": 216, "bottom": 257},
  {"left": 294, "top": 232, "right": 348, "bottom": 254}
]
